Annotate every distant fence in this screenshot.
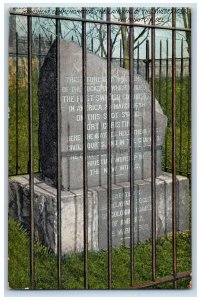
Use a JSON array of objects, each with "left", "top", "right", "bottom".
[{"left": 9, "top": 34, "right": 190, "bottom": 78}]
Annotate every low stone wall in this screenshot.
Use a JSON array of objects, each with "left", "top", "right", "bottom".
[{"left": 8, "top": 173, "right": 189, "bottom": 255}]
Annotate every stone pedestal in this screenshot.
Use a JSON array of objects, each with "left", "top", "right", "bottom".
[{"left": 9, "top": 173, "right": 189, "bottom": 254}]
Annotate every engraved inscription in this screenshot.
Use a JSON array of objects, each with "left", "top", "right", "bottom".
[{"left": 38, "top": 40, "right": 167, "bottom": 189}]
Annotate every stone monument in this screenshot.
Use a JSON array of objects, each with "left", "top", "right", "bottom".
[
  {"left": 38, "top": 40, "right": 167, "bottom": 189},
  {"left": 9, "top": 40, "right": 190, "bottom": 254}
]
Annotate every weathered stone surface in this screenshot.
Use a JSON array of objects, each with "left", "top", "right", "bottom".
[
  {"left": 38, "top": 40, "right": 167, "bottom": 190},
  {"left": 9, "top": 173, "right": 189, "bottom": 254},
  {"left": 9, "top": 175, "right": 98, "bottom": 254},
  {"left": 94, "top": 173, "right": 189, "bottom": 250}
]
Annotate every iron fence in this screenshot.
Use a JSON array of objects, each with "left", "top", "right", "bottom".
[
  {"left": 9, "top": 35, "right": 191, "bottom": 179},
  {"left": 9, "top": 7, "right": 191, "bottom": 289}
]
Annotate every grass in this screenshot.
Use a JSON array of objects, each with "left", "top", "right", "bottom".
[
  {"left": 8, "top": 217, "right": 191, "bottom": 289},
  {"left": 154, "top": 76, "right": 191, "bottom": 177},
  {"left": 8, "top": 57, "right": 40, "bottom": 175}
]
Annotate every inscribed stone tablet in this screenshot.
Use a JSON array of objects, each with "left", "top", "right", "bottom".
[{"left": 38, "top": 40, "right": 167, "bottom": 189}]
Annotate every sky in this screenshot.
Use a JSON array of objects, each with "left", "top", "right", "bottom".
[{"left": 10, "top": 6, "right": 190, "bottom": 59}]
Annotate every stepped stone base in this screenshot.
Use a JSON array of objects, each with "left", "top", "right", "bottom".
[{"left": 8, "top": 173, "right": 189, "bottom": 254}]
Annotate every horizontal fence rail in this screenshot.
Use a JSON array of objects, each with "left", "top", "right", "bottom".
[
  {"left": 10, "top": 10, "right": 191, "bottom": 32},
  {"left": 8, "top": 6, "right": 191, "bottom": 290}
]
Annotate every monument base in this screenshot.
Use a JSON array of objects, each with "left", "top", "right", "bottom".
[{"left": 9, "top": 173, "right": 189, "bottom": 254}]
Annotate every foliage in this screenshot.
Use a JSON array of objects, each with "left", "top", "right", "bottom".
[
  {"left": 154, "top": 76, "right": 191, "bottom": 177},
  {"left": 8, "top": 217, "right": 191, "bottom": 289},
  {"left": 9, "top": 57, "right": 40, "bottom": 175}
]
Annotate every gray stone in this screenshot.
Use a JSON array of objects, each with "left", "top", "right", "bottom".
[
  {"left": 9, "top": 173, "right": 189, "bottom": 254},
  {"left": 38, "top": 40, "right": 167, "bottom": 190},
  {"left": 95, "top": 173, "right": 189, "bottom": 250},
  {"left": 9, "top": 175, "right": 98, "bottom": 254}
]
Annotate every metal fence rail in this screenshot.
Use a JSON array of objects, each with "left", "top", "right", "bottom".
[{"left": 9, "top": 7, "right": 192, "bottom": 289}]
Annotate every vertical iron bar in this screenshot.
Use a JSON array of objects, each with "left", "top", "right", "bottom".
[
  {"left": 137, "top": 41, "right": 140, "bottom": 74},
  {"left": 172, "top": 7, "right": 177, "bottom": 288},
  {"left": 67, "top": 123, "right": 70, "bottom": 191},
  {"left": 82, "top": 7, "right": 88, "bottom": 289},
  {"left": 111, "top": 38, "right": 112, "bottom": 59},
  {"left": 27, "top": 7, "right": 35, "bottom": 289},
  {"left": 165, "top": 39, "right": 169, "bottom": 172},
  {"left": 107, "top": 7, "right": 112, "bottom": 289},
  {"left": 159, "top": 40, "right": 162, "bottom": 104},
  {"left": 56, "top": 7, "right": 62, "bottom": 289},
  {"left": 187, "top": 57, "right": 191, "bottom": 179},
  {"left": 39, "top": 33, "right": 42, "bottom": 70},
  {"left": 120, "top": 39, "right": 122, "bottom": 67},
  {"left": 38, "top": 33, "right": 42, "bottom": 172},
  {"left": 99, "top": 122, "right": 102, "bottom": 187},
  {"left": 15, "top": 31, "right": 19, "bottom": 175},
  {"left": 146, "top": 39, "right": 149, "bottom": 82},
  {"left": 129, "top": 7, "right": 134, "bottom": 287},
  {"left": 151, "top": 7, "right": 156, "bottom": 282},
  {"left": 187, "top": 10, "right": 191, "bottom": 180},
  {"left": 179, "top": 39, "right": 184, "bottom": 174},
  {"left": 91, "top": 37, "right": 93, "bottom": 52},
  {"left": 113, "top": 122, "right": 116, "bottom": 184}
]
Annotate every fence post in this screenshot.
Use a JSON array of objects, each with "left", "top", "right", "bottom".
[
  {"left": 98, "top": 122, "right": 102, "bottom": 186},
  {"left": 56, "top": 7, "right": 62, "bottom": 289},
  {"left": 39, "top": 33, "right": 42, "bottom": 70},
  {"left": 179, "top": 39, "right": 184, "bottom": 175},
  {"left": 151, "top": 7, "right": 156, "bottom": 282},
  {"left": 27, "top": 7, "right": 35, "bottom": 289},
  {"left": 165, "top": 39, "right": 169, "bottom": 172},
  {"left": 137, "top": 41, "right": 140, "bottom": 74},
  {"left": 129, "top": 7, "right": 135, "bottom": 287},
  {"left": 91, "top": 37, "right": 93, "bottom": 52},
  {"left": 172, "top": 7, "right": 177, "bottom": 288},
  {"left": 101, "top": 46, "right": 103, "bottom": 58},
  {"left": 120, "top": 39, "right": 122, "bottom": 67},
  {"left": 15, "top": 31, "right": 19, "bottom": 175},
  {"left": 110, "top": 38, "right": 112, "bottom": 59},
  {"left": 82, "top": 7, "right": 89, "bottom": 289},
  {"left": 187, "top": 55, "right": 191, "bottom": 179},
  {"left": 106, "top": 7, "right": 112, "bottom": 289},
  {"left": 146, "top": 39, "right": 149, "bottom": 82},
  {"left": 159, "top": 40, "right": 162, "bottom": 104},
  {"left": 37, "top": 34, "right": 42, "bottom": 173}
]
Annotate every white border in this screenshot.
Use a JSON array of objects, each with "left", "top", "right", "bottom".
[{"left": 1, "top": 1, "right": 200, "bottom": 299}]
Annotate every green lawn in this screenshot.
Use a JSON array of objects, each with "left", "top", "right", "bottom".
[{"left": 8, "top": 217, "right": 191, "bottom": 289}]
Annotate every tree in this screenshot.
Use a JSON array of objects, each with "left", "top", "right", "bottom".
[
  {"left": 181, "top": 7, "right": 191, "bottom": 56},
  {"left": 62, "top": 7, "right": 171, "bottom": 69}
]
